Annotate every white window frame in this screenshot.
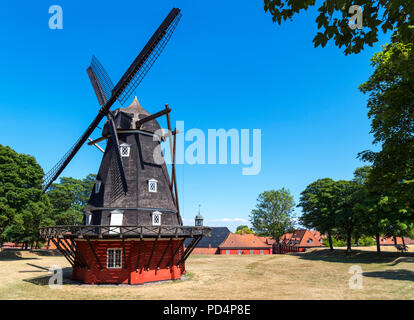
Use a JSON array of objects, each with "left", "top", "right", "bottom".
[
  {"left": 260, "top": 250, "right": 264, "bottom": 255},
  {"left": 85, "top": 212, "right": 92, "bottom": 226},
  {"left": 109, "top": 210, "right": 124, "bottom": 234},
  {"left": 95, "top": 180, "right": 102, "bottom": 194},
  {"left": 238, "top": 250, "right": 242, "bottom": 255},
  {"left": 107, "top": 248, "right": 122, "bottom": 269},
  {"left": 152, "top": 211, "right": 162, "bottom": 226},
  {"left": 120, "top": 143, "right": 131, "bottom": 158},
  {"left": 250, "top": 250, "right": 254, "bottom": 255},
  {"left": 226, "top": 250, "right": 230, "bottom": 255},
  {"left": 148, "top": 179, "right": 158, "bottom": 193}
]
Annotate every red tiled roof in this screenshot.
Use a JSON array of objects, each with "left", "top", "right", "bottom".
[
  {"left": 282, "top": 229, "right": 324, "bottom": 248},
  {"left": 219, "top": 233, "right": 272, "bottom": 249},
  {"left": 259, "top": 236, "right": 276, "bottom": 245}
]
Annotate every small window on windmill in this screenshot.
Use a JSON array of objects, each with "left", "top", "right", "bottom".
[
  {"left": 120, "top": 143, "right": 131, "bottom": 157},
  {"left": 95, "top": 180, "right": 102, "bottom": 194},
  {"left": 148, "top": 179, "right": 158, "bottom": 193},
  {"left": 107, "top": 248, "right": 122, "bottom": 269},
  {"left": 152, "top": 211, "right": 162, "bottom": 226}
]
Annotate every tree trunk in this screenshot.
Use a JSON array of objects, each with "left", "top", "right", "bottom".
[
  {"left": 327, "top": 232, "right": 334, "bottom": 251},
  {"left": 402, "top": 236, "right": 406, "bottom": 246},
  {"left": 47, "top": 239, "right": 51, "bottom": 250},
  {"left": 346, "top": 231, "right": 352, "bottom": 253},
  {"left": 393, "top": 236, "right": 397, "bottom": 246},
  {"left": 376, "top": 232, "right": 381, "bottom": 253}
]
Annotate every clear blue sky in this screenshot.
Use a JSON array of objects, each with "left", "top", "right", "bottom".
[{"left": 0, "top": 1, "right": 388, "bottom": 231}]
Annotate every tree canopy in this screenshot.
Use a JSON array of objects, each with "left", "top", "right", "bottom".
[
  {"left": 47, "top": 174, "right": 96, "bottom": 225},
  {"left": 264, "top": 0, "right": 414, "bottom": 55},
  {"left": 250, "top": 188, "right": 295, "bottom": 243},
  {"left": 0, "top": 145, "right": 51, "bottom": 246}
]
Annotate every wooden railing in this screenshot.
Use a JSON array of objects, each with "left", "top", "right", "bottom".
[{"left": 39, "top": 225, "right": 211, "bottom": 239}]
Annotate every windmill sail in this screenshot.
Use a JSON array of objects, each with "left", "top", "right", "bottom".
[
  {"left": 42, "top": 8, "right": 182, "bottom": 192},
  {"left": 112, "top": 8, "right": 182, "bottom": 105},
  {"left": 87, "top": 56, "right": 114, "bottom": 106},
  {"left": 107, "top": 113, "right": 128, "bottom": 199}
]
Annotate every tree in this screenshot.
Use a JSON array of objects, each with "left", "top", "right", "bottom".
[
  {"left": 236, "top": 225, "right": 249, "bottom": 231},
  {"left": 0, "top": 145, "right": 51, "bottom": 247},
  {"left": 235, "top": 226, "right": 255, "bottom": 234},
  {"left": 358, "top": 35, "right": 414, "bottom": 245},
  {"left": 250, "top": 188, "right": 295, "bottom": 250},
  {"left": 333, "top": 180, "right": 360, "bottom": 252},
  {"left": 47, "top": 174, "right": 96, "bottom": 225},
  {"left": 264, "top": 0, "right": 414, "bottom": 55},
  {"left": 298, "top": 178, "right": 337, "bottom": 251}
]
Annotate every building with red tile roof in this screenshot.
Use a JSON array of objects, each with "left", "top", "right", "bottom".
[
  {"left": 279, "top": 229, "right": 324, "bottom": 253},
  {"left": 218, "top": 232, "right": 272, "bottom": 255}
]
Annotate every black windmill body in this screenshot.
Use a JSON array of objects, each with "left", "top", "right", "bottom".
[{"left": 39, "top": 8, "right": 210, "bottom": 285}]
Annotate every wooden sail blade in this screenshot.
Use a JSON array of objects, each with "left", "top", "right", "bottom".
[
  {"left": 87, "top": 56, "right": 114, "bottom": 106},
  {"left": 112, "top": 8, "right": 182, "bottom": 105},
  {"left": 107, "top": 114, "right": 128, "bottom": 198}
]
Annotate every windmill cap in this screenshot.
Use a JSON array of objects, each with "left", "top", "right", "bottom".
[{"left": 103, "top": 96, "right": 161, "bottom": 134}]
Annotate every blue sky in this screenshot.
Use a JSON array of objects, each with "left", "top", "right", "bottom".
[{"left": 0, "top": 1, "right": 389, "bottom": 231}]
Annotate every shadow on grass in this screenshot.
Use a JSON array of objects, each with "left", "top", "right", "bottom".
[
  {"left": 291, "top": 249, "right": 414, "bottom": 265},
  {"left": 23, "top": 267, "right": 75, "bottom": 286},
  {"left": 363, "top": 269, "right": 414, "bottom": 282},
  {"left": 0, "top": 250, "right": 39, "bottom": 261}
]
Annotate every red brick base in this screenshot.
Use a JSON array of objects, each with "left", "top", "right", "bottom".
[{"left": 72, "top": 239, "right": 185, "bottom": 285}]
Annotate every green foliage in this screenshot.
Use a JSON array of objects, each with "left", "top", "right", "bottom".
[
  {"left": 235, "top": 227, "right": 255, "bottom": 234},
  {"left": 358, "top": 34, "right": 414, "bottom": 242},
  {"left": 264, "top": 0, "right": 414, "bottom": 55},
  {"left": 46, "top": 174, "right": 96, "bottom": 225},
  {"left": 0, "top": 144, "right": 51, "bottom": 244},
  {"left": 250, "top": 188, "right": 295, "bottom": 241},
  {"left": 322, "top": 237, "right": 345, "bottom": 248},
  {"left": 358, "top": 236, "right": 375, "bottom": 246},
  {"left": 236, "top": 225, "right": 249, "bottom": 231},
  {"left": 298, "top": 178, "right": 337, "bottom": 234}
]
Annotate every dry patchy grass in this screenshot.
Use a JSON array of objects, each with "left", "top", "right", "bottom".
[{"left": 0, "top": 247, "right": 413, "bottom": 300}]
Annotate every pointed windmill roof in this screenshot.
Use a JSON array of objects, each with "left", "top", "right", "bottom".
[{"left": 110, "top": 96, "right": 162, "bottom": 133}]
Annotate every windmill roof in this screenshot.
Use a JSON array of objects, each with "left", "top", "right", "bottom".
[{"left": 104, "top": 97, "right": 161, "bottom": 134}]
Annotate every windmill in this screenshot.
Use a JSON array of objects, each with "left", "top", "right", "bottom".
[{"left": 40, "top": 8, "right": 210, "bottom": 285}]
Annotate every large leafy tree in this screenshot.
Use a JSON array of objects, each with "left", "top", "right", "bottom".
[
  {"left": 46, "top": 174, "right": 96, "bottom": 225},
  {"left": 0, "top": 145, "right": 51, "bottom": 247},
  {"left": 333, "top": 180, "right": 361, "bottom": 252},
  {"left": 358, "top": 34, "right": 414, "bottom": 243},
  {"left": 298, "top": 178, "right": 338, "bottom": 251},
  {"left": 250, "top": 189, "right": 295, "bottom": 247},
  {"left": 264, "top": 0, "right": 414, "bottom": 55}
]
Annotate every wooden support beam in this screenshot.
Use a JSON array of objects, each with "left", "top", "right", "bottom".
[
  {"left": 122, "top": 238, "right": 127, "bottom": 270},
  {"left": 60, "top": 237, "right": 77, "bottom": 266},
  {"left": 146, "top": 231, "right": 161, "bottom": 271},
  {"left": 166, "top": 238, "right": 185, "bottom": 269},
  {"left": 177, "top": 236, "right": 202, "bottom": 266},
  {"left": 136, "top": 105, "right": 171, "bottom": 129},
  {"left": 51, "top": 238, "right": 74, "bottom": 266},
  {"left": 87, "top": 136, "right": 108, "bottom": 145},
  {"left": 156, "top": 237, "right": 173, "bottom": 270},
  {"left": 88, "top": 138, "right": 105, "bottom": 153},
  {"left": 87, "top": 237, "right": 103, "bottom": 271},
  {"left": 136, "top": 236, "right": 143, "bottom": 272},
  {"left": 72, "top": 239, "right": 90, "bottom": 270}
]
